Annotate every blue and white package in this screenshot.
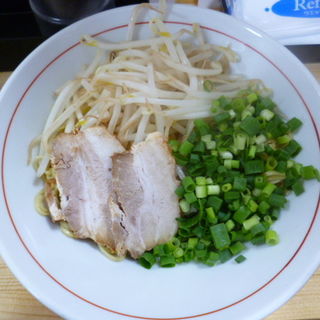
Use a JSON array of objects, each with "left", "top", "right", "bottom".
[{"left": 225, "top": 0, "right": 320, "bottom": 44}]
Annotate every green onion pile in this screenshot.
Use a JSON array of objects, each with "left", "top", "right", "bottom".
[{"left": 139, "top": 91, "right": 319, "bottom": 269}]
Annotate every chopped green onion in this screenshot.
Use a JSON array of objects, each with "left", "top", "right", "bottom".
[
  {"left": 287, "top": 117, "right": 302, "bottom": 132},
  {"left": 225, "top": 159, "right": 240, "bottom": 170},
  {"left": 224, "top": 191, "right": 240, "bottom": 201},
  {"left": 193, "top": 141, "right": 206, "bottom": 153},
  {"left": 218, "top": 165, "right": 227, "bottom": 174},
  {"left": 231, "top": 230, "right": 245, "bottom": 242},
  {"left": 260, "top": 109, "right": 274, "bottom": 121},
  {"left": 187, "top": 238, "right": 198, "bottom": 249},
  {"left": 219, "top": 249, "right": 232, "bottom": 263},
  {"left": 179, "top": 199, "right": 190, "bottom": 213},
  {"left": 248, "top": 145, "right": 256, "bottom": 159},
  {"left": 139, "top": 252, "right": 156, "bottom": 269},
  {"left": 213, "top": 112, "right": 231, "bottom": 124},
  {"left": 259, "top": 201, "right": 270, "bottom": 214},
  {"left": 173, "top": 248, "right": 184, "bottom": 258},
  {"left": 159, "top": 256, "right": 176, "bottom": 267},
  {"left": 256, "top": 144, "right": 265, "bottom": 153},
  {"left": 255, "top": 134, "right": 267, "bottom": 145},
  {"left": 206, "top": 178, "right": 213, "bottom": 184},
  {"left": 233, "top": 177, "right": 247, "bottom": 191},
  {"left": 241, "top": 109, "right": 253, "bottom": 120},
  {"left": 265, "top": 116, "right": 284, "bottom": 138},
  {"left": 243, "top": 215, "right": 260, "bottom": 231},
  {"left": 276, "top": 135, "right": 291, "bottom": 145},
  {"left": 234, "top": 133, "right": 247, "bottom": 150},
  {"left": 194, "top": 119, "right": 210, "bottom": 135},
  {"left": 206, "top": 140, "right": 216, "bottom": 150},
  {"left": 254, "top": 176, "right": 266, "bottom": 188},
  {"left": 207, "top": 196, "right": 223, "bottom": 212},
  {"left": 262, "top": 183, "right": 277, "bottom": 196},
  {"left": 231, "top": 97, "right": 245, "bottom": 111},
  {"left": 196, "top": 186, "right": 207, "bottom": 198},
  {"left": 226, "top": 219, "right": 235, "bottom": 231},
  {"left": 276, "top": 149, "right": 290, "bottom": 161},
  {"left": 247, "top": 92, "right": 258, "bottom": 104},
  {"left": 260, "top": 96, "right": 276, "bottom": 109},
  {"left": 229, "top": 109, "right": 236, "bottom": 118},
  {"left": 235, "top": 255, "right": 246, "bottom": 263},
  {"left": 207, "top": 185, "right": 220, "bottom": 195},
  {"left": 169, "top": 140, "right": 180, "bottom": 152},
  {"left": 179, "top": 140, "right": 194, "bottom": 156},
  {"left": 269, "top": 194, "right": 287, "bottom": 208},
  {"left": 189, "top": 153, "right": 200, "bottom": 164},
  {"left": 276, "top": 161, "right": 287, "bottom": 173},
  {"left": 230, "top": 241, "right": 246, "bottom": 255},
  {"left": 218, "top": 211, "right": 231, "bottom": 222},
  {"left": 175, "top": 185, "right": 185, "bottom": 197},
  {"left": 153, "top": 244, "right": 165, "bottom": 257},
  {"left": 222, "top": 183, "right": 232, "bottom": 192},
  {"left": 210, "top": 223, "right": 231, "bottom": 250},
  {"left": 301, "top": 165, "right": 318, "bottom": 180},
  {"left": 196, "top": 176, "right": 207, "bottom": 186},
  {"left": 248, "top": 199, "right": 258, "bottom": 212},
  {"left": 164, "top": 241, "right": 175, "bottom": 253},
  {"left": 183, "top": 250, "right": 194, "bottom": 262},
  {"left": 251, "top": 235, "right": 265, "bottom": 245},
  {"left": 292, "top": 180, "right": 304, "bottom": 196},
  {"left": 182, "top": 176, "right": 196, "bottom": 192},
  {"left": 184, "top": 192, "right": 197, "bottom": 204},
  {"left": 240, "top": 116, "right": 261, "bottom": 136},
  {"left": 220, "top": 151, "right": 233, "bottom": 159},
  {"left": 151, "top": 91, "right": 319, "bottom": 269},
  {"left": 284, "top": 140, "right": 301, "bottom": 156},
  {"left": 271, "top": 209, "right": 280, "bottom": 220},
  {"left": 231, "top": 160, "right": 240, "bottom": 169},
  {"left": 252, "top": 188, "right": 261, "bottom": 197},
  {"left": 287, "top": 160, "right": 294, "bottom": 168},
  {"left": 264, "top": 215, "right": 273, "bottom": 226},
  {"left": 201, "top": 134, "right": 212, "bottom": 143},
  {"left": 205, "top": 252, "right": 220, "bottom": 266},
  {"left": 174, "top": 154, "right": 188, "bottom": 166},
  {"left": 294, "top": 162, "right": 303, "bottom": 174},
  {"left": 265, "top": 230, "right": 279, "bottom": 245},
  {"left": 206, "top": 207, "right": 217, "bottom": 224},
  {"left": 233, "top": 206, "right": 251, "bottom": 223},
  {"left": 250, "top": 223, "right": 266, "bottom": 237},
  {"left": 195, "top": 249, "right": 207, "bottom": 258},
  {"left": 266, "top": 157, "right": 278, "bottom": 170},
  {"left": 229, "top": 199, "right": 240, "bottom": 212},
  {"left": 244, "top": 160, "right": 264, "bottom": 175}
]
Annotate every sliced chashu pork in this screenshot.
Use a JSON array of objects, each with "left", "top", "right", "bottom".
[
  {"left": 112, "top": 132, "right": 180, "bottom": 259},
  {"left": 50, "top": 126, "right": 125, "bottom": 251}
]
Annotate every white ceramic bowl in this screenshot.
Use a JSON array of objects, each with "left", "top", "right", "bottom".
[{"left": 0, "top": 4, "right": 320, "bottom": 320}]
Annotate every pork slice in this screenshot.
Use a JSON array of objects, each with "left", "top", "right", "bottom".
[
  {"left": 51, "top": 126, "right": 126, "bottom": 254},
  {"left": 112, "top": 132, "right": 180, "bottom": 259}
]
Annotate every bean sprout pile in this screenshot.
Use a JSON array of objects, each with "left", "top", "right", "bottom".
[{"left": 29, "top": 1, "right": 265, "bottom": 177}]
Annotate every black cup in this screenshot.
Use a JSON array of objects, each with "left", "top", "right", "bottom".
[{"left": 29, "top": 0, "right": 115, "bottom": 37}]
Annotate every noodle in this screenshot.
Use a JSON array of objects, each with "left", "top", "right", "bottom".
[{"left": 34, "top": 189, "right": 50, "bottom": 216}]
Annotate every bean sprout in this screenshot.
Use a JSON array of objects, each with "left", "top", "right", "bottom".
[{"left": 30, "top": 1, "right": 266, "bottom": 177}]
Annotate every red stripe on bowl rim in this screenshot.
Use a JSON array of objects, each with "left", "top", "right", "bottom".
[{"left": 1, "top": 21, "right": 320, "bottom": 319}]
